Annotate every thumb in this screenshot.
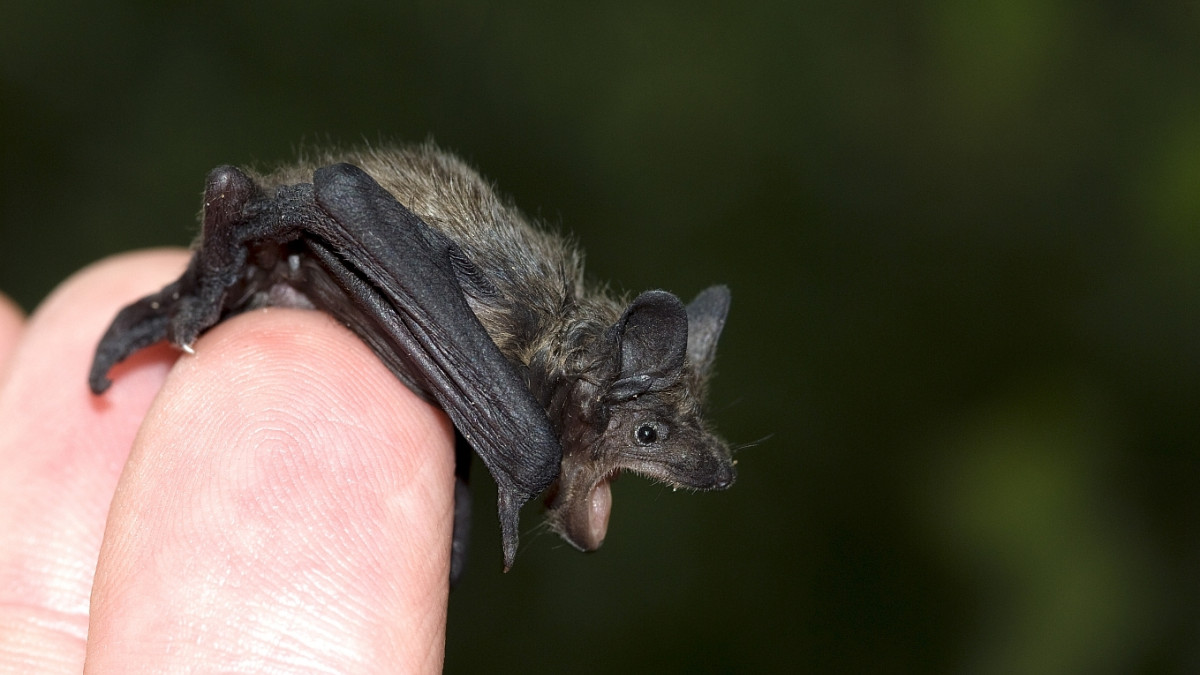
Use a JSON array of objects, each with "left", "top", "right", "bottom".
[{"left": 85, "top": 308, "right": 454, "bottom": 673}]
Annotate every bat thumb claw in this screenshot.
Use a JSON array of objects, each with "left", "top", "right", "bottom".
[{"left": 497, "top": 487, "right": 523, "bottom": 572}]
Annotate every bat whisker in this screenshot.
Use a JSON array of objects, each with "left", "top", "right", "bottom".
[{"left": 731, "top": 433, "right": 773, "bottom": 454}]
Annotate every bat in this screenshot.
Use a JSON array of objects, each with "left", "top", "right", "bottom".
[{"left": 88, "top": 144, "right": 735, "bottom": 578}]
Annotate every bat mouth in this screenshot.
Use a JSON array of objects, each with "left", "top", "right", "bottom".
[
  {"left": 548, "top": 468, "right": 620, "bottom": 552},
  {"left": 580, "top": 476, "right": 613, "bottom": 550}
]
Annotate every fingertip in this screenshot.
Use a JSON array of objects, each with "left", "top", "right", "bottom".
[
  {"left": 89, "top": 308, "right": 454, "bottom": 672},
  {"left": 0, "top": 249, "right": 189, "bottom": 673}
]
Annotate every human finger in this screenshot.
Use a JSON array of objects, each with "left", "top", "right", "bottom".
[
  {"left": 0, "top": 250, "right": 187, "bottom": 673},
  {"left": 85, "top": 308, "right": 455, "bottom": 673}
]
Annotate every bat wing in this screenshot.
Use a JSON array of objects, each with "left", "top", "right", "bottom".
[{"left": 303, "top": 164, "right": 561, "bottom": 570}]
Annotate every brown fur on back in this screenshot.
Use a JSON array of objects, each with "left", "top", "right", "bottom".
[{"left": 257, "top": 143, "right": 622, "bottom": 385}]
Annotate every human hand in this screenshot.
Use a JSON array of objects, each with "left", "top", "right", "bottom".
[{"left": 0, "top": 250, "right": 454, "bottom": 673}]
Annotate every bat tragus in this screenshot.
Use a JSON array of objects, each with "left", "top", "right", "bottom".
[{"left": 89, "top": 144, "right": 735, "bottom": 579}]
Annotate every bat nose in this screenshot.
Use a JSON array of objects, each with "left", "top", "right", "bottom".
[
  {"left": 701, "top": 455, "right": 736, "bottom": 490},
  {"left": 712, "top": 464, "right": 736, "bottom": 489}
]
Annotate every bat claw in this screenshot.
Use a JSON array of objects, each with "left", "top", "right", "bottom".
[{"left": 496, "top": 487, "right": 524, "bottom": 572}]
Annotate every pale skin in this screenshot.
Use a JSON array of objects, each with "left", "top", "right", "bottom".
[{"left": 0, "top": 250, "right": 453, "bottom": 673}]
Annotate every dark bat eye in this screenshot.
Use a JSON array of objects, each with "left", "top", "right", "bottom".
[{"left": 635, "top": 424, "right": 658, "bottom": 445}]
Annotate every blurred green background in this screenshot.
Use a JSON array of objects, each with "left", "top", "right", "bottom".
[{"left": 2, "top": 1, "right": 1198, "bottom": 672}]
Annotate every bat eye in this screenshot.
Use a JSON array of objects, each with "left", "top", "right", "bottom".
[{"left": 635, "top": 424, "right": 658, "bottom": 445}]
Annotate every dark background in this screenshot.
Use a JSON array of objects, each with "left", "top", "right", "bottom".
[{"left": 3, "top": 2, "right": 1198, "bottom": 672}]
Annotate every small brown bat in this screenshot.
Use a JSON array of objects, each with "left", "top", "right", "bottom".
[{"left": 89, "top": 144, "right": 735, "bottom": 578}]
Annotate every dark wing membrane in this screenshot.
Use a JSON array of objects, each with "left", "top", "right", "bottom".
[{"left": 305, "top": 164, "right": 561, "bottom": 568}]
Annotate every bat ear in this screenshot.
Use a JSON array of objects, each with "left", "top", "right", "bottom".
[
  {"left": 605, "top": 290, "right": 688, "bottom": 401},
  {"left": 686, "top": 285, "right": 730, "bottom": 375}
]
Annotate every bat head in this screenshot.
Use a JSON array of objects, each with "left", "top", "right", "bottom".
[{"left": 544, "top": 285, "right": 734, "bottom": 551}]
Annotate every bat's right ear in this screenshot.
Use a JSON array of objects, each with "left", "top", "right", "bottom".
[
  {"left": 685, "top": 285, "right": 730, "bottom": 375},
  {"left": 604, "top": 290, "right": 688, "bottom": 401}
]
